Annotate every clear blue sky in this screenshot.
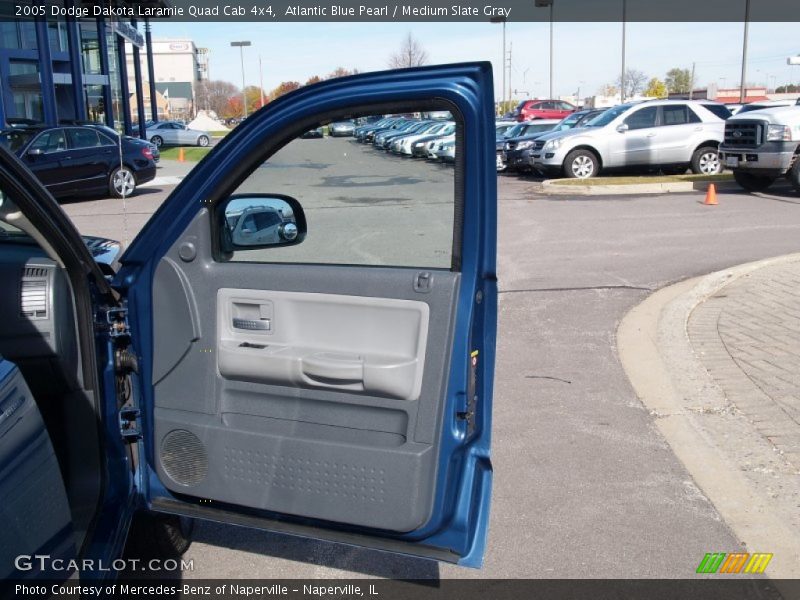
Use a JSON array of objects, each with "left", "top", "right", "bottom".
[{"left": 152, "top": 21, "right": 800, "bottom": 98}]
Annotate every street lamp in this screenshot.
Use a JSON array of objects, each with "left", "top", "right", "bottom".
[
  {"left": 739, "top": 0, "right": 750, "bottom": 103},
  {"left": 490, "top": 16, "right": 507, "bottom": 115},
  {"left": 535, "top": 0, "right": 554, "bottom": 99},
  {"left": 230, "top": 40, "right": 251, "bottom": 118},
  {"left": 621, "top": 0, "right": 627, "bottom": 102}
]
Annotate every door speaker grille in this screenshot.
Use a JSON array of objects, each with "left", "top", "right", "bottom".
[{"left": 160, "top": 430, "right": 208, "bottom": 486}]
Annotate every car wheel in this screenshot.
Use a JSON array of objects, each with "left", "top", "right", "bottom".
[
  {"left": 563, "top": 149, "right": 599, "bottom": 179},
  {"left": 691, "top": 146, "right": 722, "bottom": 175},
  {"left": 109, "top": 166, "right": 136, "bottom": 198},
  {"left": 733, "top": 170, "right": 776, "bottom": 192},
  {"left": 197, "top": 135, "right": 209, "bottom": 147},
  {"left": 125, "top": 514, "right": 194, "bottom": 560},
  {"left": 789, "top": 156, "right": 800, "bottom": 194},
  {"left": 150, "top": 135, "right": 163, "bottom": 148}
]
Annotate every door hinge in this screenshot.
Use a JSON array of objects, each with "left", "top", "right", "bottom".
[{"left": 119, "top": 407, "right": 142, "bottom": 442}]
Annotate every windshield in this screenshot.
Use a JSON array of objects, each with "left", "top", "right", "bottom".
[
  {"left": 503, "top": 123, "right": 528, "bottom": 138},
  {"left": 737, "top": 103, "right": 788, "bottom": 114},
  {"left": 0, "top": 130, "right": 35, "bottom": 152},
  {"left": 553, "top": 112, "right": 585, "bottom": 131},
  {"left": 584, "top": 104, "right": 634, "bottom": 127}
]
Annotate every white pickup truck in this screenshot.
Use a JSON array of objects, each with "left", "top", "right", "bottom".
[{"left": 719, "top": 105, "right": 800, "bottom": 193}]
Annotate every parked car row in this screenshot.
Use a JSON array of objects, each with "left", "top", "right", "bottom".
[
  {"left": 498, "top": 99, "right": 732, "bottom": 179},
  {"left": 350, "top": 115, "right": 460, "bottom": 163}
]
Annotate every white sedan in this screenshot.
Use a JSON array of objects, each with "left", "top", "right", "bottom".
[{"left": 145, "top": 121, "right": 210, "bottom": 148}]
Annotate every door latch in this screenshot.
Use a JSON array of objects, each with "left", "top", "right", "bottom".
[{"left": 119, "top": 407, "right": 142, "bottom": 442}]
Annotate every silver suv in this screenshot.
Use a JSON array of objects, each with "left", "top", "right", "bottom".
[{"left": 531, "top": 100, "right": 727, "bottom": 179}]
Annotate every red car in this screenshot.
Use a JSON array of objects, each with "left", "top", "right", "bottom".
[{"left": 515, "top": 99, "right": 577, "bottom": 121}]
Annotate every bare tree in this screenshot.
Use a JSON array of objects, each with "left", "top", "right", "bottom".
[
  {"left": 388, "top": 33, "right": 429, "bottom": 69},
  {"left": 195, "top": 79, "right": 239, "bottom": 118},
  {"left": 616, "top": 69, "right": 648, "bottom": 99}
]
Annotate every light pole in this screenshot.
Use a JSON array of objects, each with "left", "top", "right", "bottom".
[
  {"left": 490, "top": 16, "right": 507, "bottom": 114},
  {"left": 535, "top": 0, "right": 554, "bottom": 98},
  {"left": 621, "top": 0, "right": 627, "bottom": 102},
  {"left": 739, "top": 0, "right": 750, "bottom": 103},
  {"left": 230, "top": 40, "right": 251, "bottom": 118}
]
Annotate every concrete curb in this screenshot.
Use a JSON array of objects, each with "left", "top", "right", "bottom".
[
  {"left": 542, "top": 179, "right": 738, "bottom": 196},
  {"left": 617, "top": 253, "right": 800, "bottom": 581}
]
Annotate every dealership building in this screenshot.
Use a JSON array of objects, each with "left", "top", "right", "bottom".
[
  {"left": 0, "top": 1, "right": 166, "bottom": 137},
  {"left": 126, "top": 38, "right": 209, "bottom": 122}
]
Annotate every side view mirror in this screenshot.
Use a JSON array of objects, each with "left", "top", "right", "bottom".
[
  {"left": 27, "top": 148, "right": 43, "bottom": 157},
  {"left": 219, "top": 194, "right": 306, "bottom": 253},
  {"left": 616, "top": 123, "right": 629, "bottom": 133}
]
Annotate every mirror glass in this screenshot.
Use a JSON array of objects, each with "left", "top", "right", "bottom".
[{"left": 224, "top": 197, "right": 299, "bottom": 248}]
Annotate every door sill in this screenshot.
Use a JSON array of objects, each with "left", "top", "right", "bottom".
[{"left": 149, "top": 497, "right": 459, "bottom": 564}]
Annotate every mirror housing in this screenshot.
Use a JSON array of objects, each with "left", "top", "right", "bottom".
[
  {"left": 616, "top": 123, "right": 629, "bottom": 133},
  {"left": 218, "top": 193, "right": 306, "bottom": 253},
  {"left": 27, "top": 148, "right": 43, "bottom": 157}
]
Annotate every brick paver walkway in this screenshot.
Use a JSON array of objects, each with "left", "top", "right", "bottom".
[{"left": 689, "top": 260, "right": 800, "bottom": 470}]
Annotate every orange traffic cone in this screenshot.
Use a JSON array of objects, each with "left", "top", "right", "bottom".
[
  {"left": 704, "top": 183, "right": 718, "bottom": 206},
  {"left": 178, "top": 147, "right": 185, "bottom": 163}
]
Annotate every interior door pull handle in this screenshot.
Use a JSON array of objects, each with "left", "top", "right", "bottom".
[{"left": 232, "top": 318, "right": 270, "bottom": 331}]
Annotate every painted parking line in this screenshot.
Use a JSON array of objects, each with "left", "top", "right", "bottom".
[{"left": 141, "top": 176, "right": 184, "bottom": 188}]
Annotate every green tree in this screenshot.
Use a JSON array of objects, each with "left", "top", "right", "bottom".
[
  {"left": 665, "top": 67, "right": 694, "bottom": 94},
  {"left": 775, "top": 83, "right": 799, "bottom": 93},
  {"left": 644, "top": 77, "right": 668, "bottom": 98}
]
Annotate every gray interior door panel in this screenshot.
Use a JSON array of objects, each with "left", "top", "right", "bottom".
[
  {"left": 217, "top": 288, "right": 429, "bottom": 400},
  {"left": 151, "top": 211, "right": 459, "bottom": 532}
]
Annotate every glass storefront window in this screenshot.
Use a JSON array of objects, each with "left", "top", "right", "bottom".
[
  {"left": 106, "top": 27, "right": 124, "bottom": 133},
  {"left": 8, "top": 61, "right": 43, "bottom": 122},
  {"left": 0, "top": 20, "right": 37, "bottom": 50},
  {"left": 80, "top": 21, "right": 102, "bottom": 74},
  {"left": 84, "top": 85, "right": 106, "bottom": 124},
  {"left": 48, "top": 20, "right": 67, "bottom": 53}
]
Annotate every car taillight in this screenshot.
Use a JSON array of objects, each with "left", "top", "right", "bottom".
[{"left": 142, "top": 147, "right": 153, "bottom": 160}]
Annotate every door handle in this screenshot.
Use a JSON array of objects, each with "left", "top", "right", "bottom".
[{"left": 646, "top": 133, "right": 656, "bottom": 137}]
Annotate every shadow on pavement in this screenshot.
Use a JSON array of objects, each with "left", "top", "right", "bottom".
[{"left": 188, "top": 522, "right": 442, "bottom": 580}]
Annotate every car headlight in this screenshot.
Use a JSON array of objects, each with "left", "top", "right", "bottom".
[
  {"left": 543, "top": 137, "right": 564, "bottom": 151},
  {"left": 516, "top": 140, "right": 534, "bottom": 150},
  {"left": 766, "top": 124, "right": 792, "bottom": 141},
  {"left": 414, "top": 142, "right": 425, "bottom": 148}
]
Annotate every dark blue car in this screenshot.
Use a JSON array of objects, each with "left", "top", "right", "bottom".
[
  {"left": 0, "top": 63, "right": 497, "bottom": 583},
  {"left": 0, "top": 124, "right": 157, "bottom": 199}
]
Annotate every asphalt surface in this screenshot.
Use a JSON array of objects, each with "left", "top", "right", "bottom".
[{"left": 59, "top": 139, "right": 800, "bottom": 580}]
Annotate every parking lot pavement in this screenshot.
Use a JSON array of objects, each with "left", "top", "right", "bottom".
[{"left": 59, "top": 139, "right": 800, "bottom": 578}]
